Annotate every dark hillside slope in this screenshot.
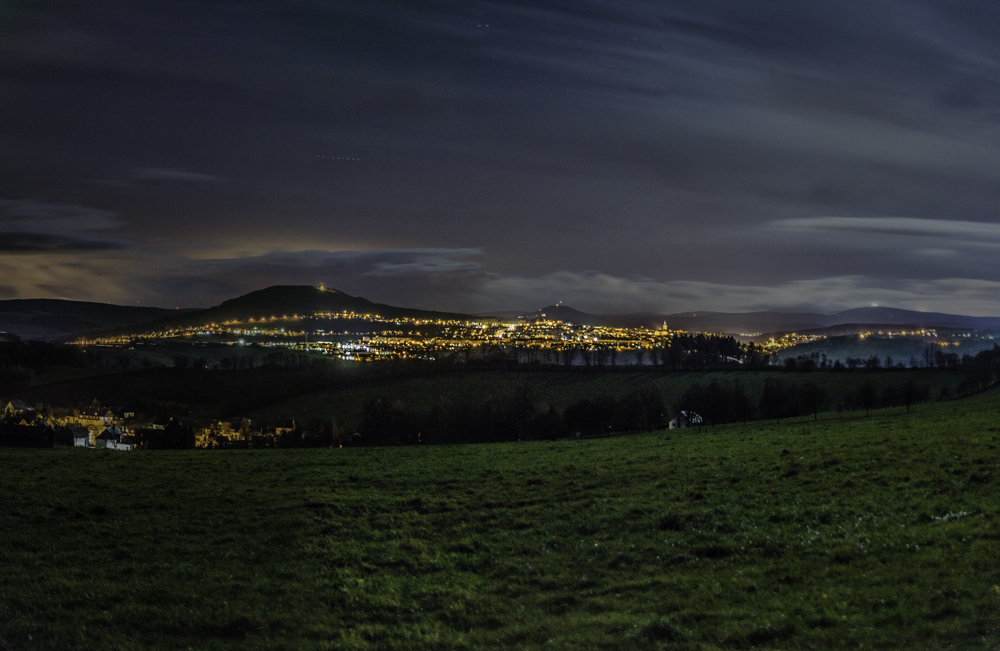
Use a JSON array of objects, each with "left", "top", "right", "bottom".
[
  {"left": 826, "top": 307, "right": 1000, "bottom": 329},
  {"left": 522, "top": 305, "right": 603, "bottom": 325},
  {"left": 0, "top": 299, "right": 184, "bottom": 342},
  {"left": 10, "top": 366, "right": 331, "bottom": 419}
]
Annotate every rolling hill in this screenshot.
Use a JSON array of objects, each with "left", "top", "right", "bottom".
[
  {"left": 97, "top": 285, "right": 476, "bottom": 336},
  {"left": 0, "top": 300, "right": 189, "bottom": 342},
  {"left": 0, "top": 286, "right": 476, "bottom": 342}
]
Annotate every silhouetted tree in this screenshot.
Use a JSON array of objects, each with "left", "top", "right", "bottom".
[
  {"left": 759, "top": 378, "right": 798, "bottom": 422},
  {"left": 856, "top": 381, "right": 877, "bottom": 416},
  {"left": 562, "top": 348, "right": 577, "bottom": 368},
  {"left": 360, "top": 397, "right": 416, "bottom": 445},
  {"left": 528, "top": 406, "right": 565, "bottom": 440},
  {"left": 799, "top": 382, "right": 827, "bottom": 421},
  {"left": 613, "top": 387, "right": 668, "bottom": 431},
  {"left": 564, "top": 396, "right": 617, "bottom": 436},
  {"left": 902, "top": 381, "right": 921, "bottom": 413}
]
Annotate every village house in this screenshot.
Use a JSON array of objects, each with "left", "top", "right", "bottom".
[
  {"left": 95, "top": 426, "right": 133, "bottom": 451},
  {"left": 108, "top": 405, "right": 136, "bottom": 420},
  {"left": 274, "top": 418, "right": 296, "bottom": 437},
  {"left": 195, "top": 420, "right": 250, "bottom": 448},
  {"left": 68, "top": 423, "right": 91, "bottom": 447},
  {"left": 4, "top": 400, "right": 37, "bottom": 421},
  {"left": 669, "top": 411, "right": 704, "bottom": 429},
  {"left": 63, "top": 406, "right": 121, "bottom": 446}
]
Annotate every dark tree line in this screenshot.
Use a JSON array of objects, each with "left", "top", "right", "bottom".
[
  {"left": 355, "top": 386, "right": 669, "bottom": 446},
  {"left": 0, "top": 341, "right": 85, "bottom": 370},
  {"left": 653, "top": 334, "right": 771, "bottom": 370},
  {"left": 678, "top": 375, "right": 945, "bottom": 425},
  {"left": 0, "top": 342, "right": 87, "bottom": 391},
  {"left": 0, "top": 365, "right": 34, "bottom": 392},
  {"left": 563, "top": 387, "right": 668, "bottom": 436},
  {"left": 133, "top": 420, "right": 196, "bottom": 450},
  {"left": 784, "top": 343, "right": 1000, "bottom": 374},
  {"left": 279, "top": 419, "right": 342, "bottom": 448}
]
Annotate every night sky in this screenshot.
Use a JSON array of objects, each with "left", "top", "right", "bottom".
[{"left": 4, "top": 1, "right": 1000, "bottom": 315}]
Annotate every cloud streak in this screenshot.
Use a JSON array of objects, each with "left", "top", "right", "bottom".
[
  {"left": 0, "top": 232, "right": 128, "bottom": 253},
  {"left": 133, "top": 168, "right": 221, "bottom": 183},
  {"left": 0, "top": 200, "right": 130, "bottom": 254},
  {"left": 774, "top": 217, "right": 1000, "bottom": 241},
  {"left": 474, "top": 271, "right": 1000, "bottom": 316}
]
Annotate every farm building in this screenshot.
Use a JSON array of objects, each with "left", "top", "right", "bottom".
[
  {"left": 669, "top": 411, "right": 703, "bottom": 429},
  {"left": 95, "top": 426, "right": 133, "bottom": 451}
]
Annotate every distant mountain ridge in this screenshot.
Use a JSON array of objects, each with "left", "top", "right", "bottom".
[
  {"left": 0, "top": 300, "right": 187, "bottom": 342},
  {"left": 4, "top": 286, "right": 1000, "bottom": 342},
  {"left": 520, "top": 305, "right": 1000, "bottom": 334},
  {"left": 820, "top": 307, "right": 1000, "bottom": 329}
]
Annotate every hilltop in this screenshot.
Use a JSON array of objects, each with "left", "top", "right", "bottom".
[
  {"left": 136, "top": 285, "right": 472, "bottom": 331},
  {"left": 0, "top": 286, "right": 476, "bottom": 341}
]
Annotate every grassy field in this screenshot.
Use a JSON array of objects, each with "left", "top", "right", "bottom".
[{"left": 2, "top": 393, "right": 999, "bottom": 649}]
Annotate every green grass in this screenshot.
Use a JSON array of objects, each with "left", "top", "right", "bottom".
[{"left": 2, "top": 393, "right": 1000, "bottom": 649}]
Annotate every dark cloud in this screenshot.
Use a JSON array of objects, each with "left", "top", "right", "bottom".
[
  {"left": 155, "top": 248, "right": 490, "bottom": 310},
  {"left": 0, "top": 199, "right": 129, "bottom": 254},
  {"left": 4, "top": 1, "right": 1000, "bottom": 314},
  {"left": 133, "top": 168, "right": 221, "bottom": 183},
  {"left": 775, "top": 217, "right": 1000, "bottom": 241},
  {"left": 0, "top": 200, "right": 118, "bottom": 230},
  {"left": 0, "top": 232, "right": 128, "bottom": 253}
]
